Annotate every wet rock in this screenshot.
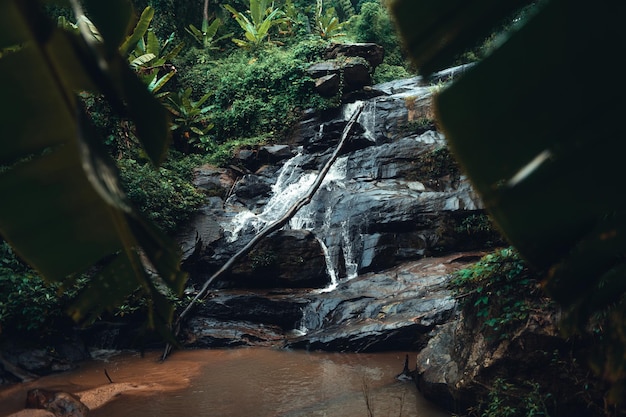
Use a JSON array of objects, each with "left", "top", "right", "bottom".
[
  {"left": 192, "top": 164, "right": 236, "bottom": 195},
  {"left": 0, "top": 337, "right": 89, "bottom": 382},
  {"left": 26, "top": 389, "right": 89, "bottom": 417},
  {"left": 182, "top": 319, "right": 286, "bottom": 348},
  {"left": 220, "top": 229, "right": 331, "bottom": 289},
  {"left": 307, "top": 57, "right": 372, "bottom": 96},
  {"left": 314, "top": 73, "right": 341, "bottom": 97},
  {"left": 179, "top": 70, "right": 498, "bottom": 355},
  {"left": 413, "top": 307, "right": 601, "bottom": 416},
  {"left": 285, "top": 253, "right": 484, "bottom": 352},
  {"left": 257, "top": 145, "right": 293, "bottom": 164},
  {"left": 325, "top": 42, "right": 385, "bottom": 68},
  {"left": 231, "top": 174, "right": 272, "bottom": 202},
  {"left": 195, "top": 293, "right": 308, "bottom": 329}
]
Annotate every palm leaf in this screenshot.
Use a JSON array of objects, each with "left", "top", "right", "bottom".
[
  {"left": 0, "top": 0, "right": 184, "bottom": 330},
  {"left": 391, "top": 0, "right": 626, "bottom": 390},
  {"left": 130, "top": 52, "right": 156, "bottom": 68},
  {"left": 119, "top": 6, "right": 154, "bottom": 57},
  {"left": 146, "top": 29, "right": 160, "bottom": 56}
]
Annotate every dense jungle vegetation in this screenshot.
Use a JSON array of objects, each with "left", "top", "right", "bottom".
[
  {"left": 1, "top": 0, "right": 417, "bottom": 346},
  {"left": 2, "top": 0, "right": 625, "bottom": 415},
  {"left": 0, "top": 0, "right": 513, "bottom": 340}
]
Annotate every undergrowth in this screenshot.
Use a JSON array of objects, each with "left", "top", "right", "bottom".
[{"left": 450, "top": 247, "right": 542, "bottom": 342}]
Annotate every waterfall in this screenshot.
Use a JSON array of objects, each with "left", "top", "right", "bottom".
[
  {"left": 342, "top": 99, "right": 377, "bottom": 142},
  {"left": 222, "top": 102, "right": 371, "bottom": 289},
  {"left": 224, "top": 154, "right": 315, "bottom": 242}
]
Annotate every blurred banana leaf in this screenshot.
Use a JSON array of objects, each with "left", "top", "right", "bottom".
[
  {"left": 391, "top": 0, "right": 626, "bottom": 393},
  {"left": 0, "top": 0, "right": 185, "bottom": 336}
]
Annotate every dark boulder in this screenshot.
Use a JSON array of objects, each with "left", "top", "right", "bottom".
[
  {"left": 413, "top": 308, "right": 606, "bottom": 416},
  {"left": 314, "top": 73, "right": 341, "bottom": 97},
  {"left": 219, "top": 229, "right": 331, "bottom": 289},
  {"left": 307, "top": 57, "right": 373, "bottom": 96},
  {"left": 325, "top": 42, "right": 385, "bottom": 68},
  {"left": 194, "top": 293, "right": 308, "bottom": 330},
  {"left": 192, "top": 164, "right": 236, "bottom": 195}
]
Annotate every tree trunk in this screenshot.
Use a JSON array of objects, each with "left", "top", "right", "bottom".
[{"left": 203, "top": 0, "right": 209, "bottom": 23}]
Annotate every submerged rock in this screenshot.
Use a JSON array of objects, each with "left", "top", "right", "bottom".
[{"left": 26, "top": 389, "right": 89, "bottom": 417}]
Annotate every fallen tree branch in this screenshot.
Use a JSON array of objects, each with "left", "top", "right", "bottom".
[{"left": 162, "top": 102, "right": 365, "bottom": 360}]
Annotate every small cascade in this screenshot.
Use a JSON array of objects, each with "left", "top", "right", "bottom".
[
  {"left": 223, "top": 154, "right": 315, "bottom": 242},
  {"left": 342, "top": 99, "right": 378, "bottom": 142},
  {"left": 288, "top": 156, "right": 357, "bottom": 286},
  {"left": 315, "top": 237, "right": 338, "bottom": 292},
  {"left": 222, "top": 101, "right": 367, "bottom": 288},
  {"left": 340, "top": 219, "right": 360, "bottom": 279}
]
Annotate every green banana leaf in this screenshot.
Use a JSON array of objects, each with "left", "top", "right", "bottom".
[
  {"left": 0, "top": 0, "right": 184, "bottom": 336},
  {"left": 119, "top": 5, "right": 154, "bottom": 57},
  {"left": 391, "top": 0, "right": 626, "bottom": 393}
]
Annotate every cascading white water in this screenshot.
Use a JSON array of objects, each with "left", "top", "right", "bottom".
[
  {"left": 342, "top": 99, "right": 377, "bottom": 141},
  {"left": 223, "top": 101, "right": 379, "bottom": 295},
  {"left": 223, "top": 154, "right": 315, "bottom": 242}
]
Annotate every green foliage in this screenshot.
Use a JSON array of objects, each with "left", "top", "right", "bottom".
[
  {"left": 121, "top": 8, "right": 183, "bottom": 94},
  {"left": 60, "top": 6, "right": 182, "bottom": 94},
  {"left": 177, "top": 40, "right": 332, "bottom": 144},
  {"left": 0, "top": 0, "right": 185, "bottom": 336},
  {"left": 476, "top": 378, "right": 552, "bottom": 417},
  {"left": 314, "top": 0, "right": 345, "bottom": 39},
  {"left": 164, "top": 88, "right": 214, "bottom": 152},
  {"left": 249, "top": 249, "right": 277, "bottom": 270},
  {"left": 334, "top": 0, "right": 356, "bottom": 19},
  {"left": 451, "top": 248, "right": 545, "bottom": 341},
  {"left": 410, "top": 146, "right": 460, "bottom": 189},
  {"left": 348, "top": 1, "right": 406, "bottom": 67},
  {"left": 0, "top": 242, "right": 86, "bottom": 337},
  {"left": 185, "top": 17, "right": 232, "bottom": 49},
  {"left": 118, "top": 154, "right": 205, "bottom": 234},
  {"left": 372, "top": 62, "right": 410, "bottom": 84},
  {"left": 203, "top": 136, "right": 269, "bottom": 166},
  {"left": 224, "top": 0, "right": 286, "bottom": 49},
  {"left": 455, "top": 214, "right": 496, "bottom": 236},
  {"left": 279, "top": 0, "right": 309, "bottom": 37}
]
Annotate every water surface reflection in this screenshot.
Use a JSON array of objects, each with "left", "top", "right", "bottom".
[{"left": 1, "top": 348, "right": 449, "bottom": 417}]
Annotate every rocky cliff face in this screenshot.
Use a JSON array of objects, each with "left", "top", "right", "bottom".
[
  {"left": 178, "top": 64, "right": 493, "bottom": 291},
  {"left": 173, "top": 65, "right": 616, "bottom": 416},
  {"left": 174, "top": 67, "right": 506, "bottom": 354}
]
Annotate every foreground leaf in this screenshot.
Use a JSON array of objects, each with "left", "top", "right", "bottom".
[{"left": 0, "top": 0, "right": 184, "bottom": 332}]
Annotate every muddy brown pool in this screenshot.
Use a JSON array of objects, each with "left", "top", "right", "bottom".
[{"left": 0, "top": 348, "right": 449, "bottom": 417}]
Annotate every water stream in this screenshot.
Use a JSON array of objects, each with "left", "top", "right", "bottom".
[
  {"left": 0, "top": 349, "right": 450, "bottom": 417},
  {"left": 222, "top": 102, "right": 372, "bottom": 287}
]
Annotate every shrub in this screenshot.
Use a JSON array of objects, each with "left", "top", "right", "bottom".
[
  {"left": 348, "top": 1, "right": 407, "bottom": 67},
  {"left": 450, "top": 247, "right": 548, "bottom": 341},
  {"left": 117, "top": 153, "right": 205, "bottom": 234},
  {"left": 176, "top": 40, "right": 334, "bottom": 144},
  {"left": 0, "top": 241, "right": 85, "bottom": 338},
  {"left": 477, "top": 378, "right": 552, "bottom": 417}
]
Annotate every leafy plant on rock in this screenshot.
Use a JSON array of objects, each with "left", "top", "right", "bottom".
[
  {"left": 186, "top": 41, "right": 331, "bottom": 143},
  {"left": 451, "top": 248, "right": 547, "bottom": 341},
  {"left": 117, "top": 153, "right": 205, "bottom": 235}
]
